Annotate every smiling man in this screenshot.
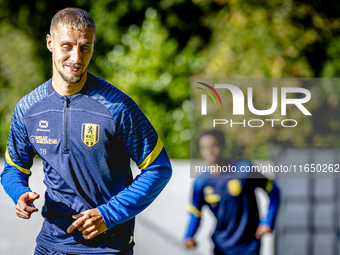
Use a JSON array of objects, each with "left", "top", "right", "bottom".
[
  {"left": 47, "top": 14, "right": 95, "bottom": 94},
  {"left": 1, "top": 8, "right": 172, "bottom": 255}
]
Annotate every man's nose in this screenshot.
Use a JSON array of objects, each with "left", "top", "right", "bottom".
[{"left": 69, "top": 48, "right": 81, "bottom": 63}]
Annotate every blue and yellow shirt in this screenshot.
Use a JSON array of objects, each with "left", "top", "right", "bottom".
[
  {"left": 1, "top": 72, "right": 172, "bottom": 254},
  {"left": 185, "top": 160, "right": 280, "bottom": 255}
]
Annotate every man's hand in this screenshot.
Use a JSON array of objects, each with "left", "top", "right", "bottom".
[
  {"left": 67, "top": 208, "right": 107, "bottom": 240},
  {"left": 255, "top": 225, "right": 272, "bottom": 239},
  {"left": 16, "top": 192, "right": 40, "bottom": 219},
  {"left": 183, "top": 238, "right": 197, "bottom": 249}
]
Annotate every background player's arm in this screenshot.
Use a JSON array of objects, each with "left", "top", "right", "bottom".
[
  {"left": 183, "top": 179, "right": 205, "bottom": 248},
  {"left": 251, "top": 171, "right": 280, "bottom": 239},
  {"left": 258, "top": 179, "right": 280, "bottom": 227},
  {"left": 183, "top": 215, "right": 200, "bottom": 248}
]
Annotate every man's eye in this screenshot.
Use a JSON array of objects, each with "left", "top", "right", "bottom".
[
  {"left": 81, "top": 47, "right": 90, "bottom": 52},
  {"left": 63, "top": 46, "right": 71, "bottom": 50}
]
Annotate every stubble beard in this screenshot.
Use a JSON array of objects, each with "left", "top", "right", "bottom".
[{"left": 54, "top": 58, "right": 87, "bottom": 85}]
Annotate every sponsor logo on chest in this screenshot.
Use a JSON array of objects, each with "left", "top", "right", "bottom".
[
  {"left": 37, "top": 120, "right": 50, "bottom": 132},
  {"left": 30, "top": 135, "right": 57, "bottom": 144}
]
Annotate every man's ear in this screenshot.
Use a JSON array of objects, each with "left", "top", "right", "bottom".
[
  {"left": 92, "top": 38, "right": 96, "bottom": 52},
  {"left": 46, "top": 34, "right": 53, "bottom": 52}
]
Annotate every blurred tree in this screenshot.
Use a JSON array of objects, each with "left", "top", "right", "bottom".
[
  {"left": 0, "top": 0, "right": 212, "bottom": 158},
  {"left": 0, "top": 0, "right": 89, "bottom": 152},
  {"left": 88, "top": 0, "right": 213, "bottom": 158},
  {"left": 191, "top": 0, "right": 340, "bottom": 159},
  {"left": 1, "top": 0, "right": 340, "bottom": 159},
  {"left": 0, "top": 22, "right": 45, "bottom": 150}
]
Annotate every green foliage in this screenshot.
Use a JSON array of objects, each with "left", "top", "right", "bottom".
[
  {"left": 0, "top": 22, "right": 44, "bottom": 150},
  {"left": 193, "top": 0, "right": 340, "bottom": 159},
  {"left": 90, "top": 4, "right": 199, "bottom": 158},
  {"left": 1, "top": 0, "right": 340, "bottom": 159},
  {"left": 0, "top": 0, "right": 207, "bottom": 158}
]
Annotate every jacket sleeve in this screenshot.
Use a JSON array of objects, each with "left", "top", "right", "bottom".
[
  {"left": 1, "top": 103, "right": 36, "bottom": 204},
  {"left": 258, "top": 180, "right": 280, "bottom": 229},
  {"left": 250, "top": 170, "right": 281, "bottom": 229},
  {"left": 97, "top": 99, "right": 172, "bottom": 229},
  {"left": 183, "top": 179, "right": 205, "bottom": 239}
]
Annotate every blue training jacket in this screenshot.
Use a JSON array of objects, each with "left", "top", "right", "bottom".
[
  {"left": 184, "top": 160, "right": 280, "bottom": 255},
  {"left": 1, "top": 72, "right": 172, "bottom": 254}
]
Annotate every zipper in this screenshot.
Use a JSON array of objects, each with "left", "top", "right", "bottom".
[{"left": 63, "top": 97, "right": 70, "bottom": 154}]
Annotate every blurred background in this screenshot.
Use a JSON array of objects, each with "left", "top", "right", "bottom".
[{"left": 2, "top": 0, "right": 340, "bottom": 254}]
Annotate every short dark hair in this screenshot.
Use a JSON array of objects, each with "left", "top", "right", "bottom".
[
  {"left": 50, "top": 8, "right": 96, "bottom": 36},
  {"left": 199, "top": 129, "right": 225, "bottom": 147}
]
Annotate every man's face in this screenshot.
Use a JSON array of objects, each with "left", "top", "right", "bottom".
[
  {"left": 47, "top": 25, "right": 96, "bottom": 85},
  {"left": 199, "top": 135, "right": 224, "bottom": 165}
]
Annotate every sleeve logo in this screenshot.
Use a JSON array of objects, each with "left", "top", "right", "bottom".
[{"left": 81, "top": 123, "right": 100, "bottom": 147}]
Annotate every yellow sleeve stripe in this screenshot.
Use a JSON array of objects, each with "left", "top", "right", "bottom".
[
  {"left": 265, "top": 179, "right": 273, "bottom": 193},
  {"left": 138, "top": 137, "right": 163, "bottom": 170},
  {"left": 5, "top": 148, "right": 31, "bottom": 175},
  {"left": 187, "top": 205, "right": 201, "bottom": 218}
]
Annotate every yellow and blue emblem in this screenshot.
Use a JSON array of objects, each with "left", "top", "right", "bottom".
[
  {"left": 81, "top": 123, "right": 100, "bottom": 147},
  {"left": 204, "top": 186, "right": 221, "bottom": 204},
  {"left": 227, "top": 179, "right": 242, "bottom": 196}
]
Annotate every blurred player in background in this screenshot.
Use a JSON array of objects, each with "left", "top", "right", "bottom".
[
  {"left": 1, "top": 7, "right": 172, "bottom": 255},
  {"left": 184, "top": 129, "right": 280, "bottom": 255}
]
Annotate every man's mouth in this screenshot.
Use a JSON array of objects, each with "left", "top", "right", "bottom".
[{"left": 65, "top": 65, "right": 81, "bottom": 72}]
